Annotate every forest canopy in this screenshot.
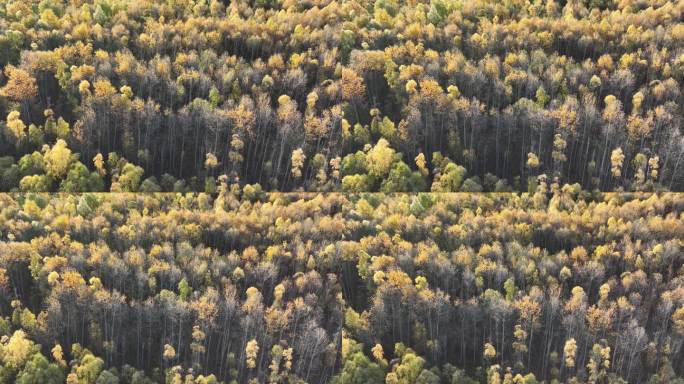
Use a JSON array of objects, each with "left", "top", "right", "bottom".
[
  {"left": 2, "top": 0, "right": 684, "bottom": 383},
  {"left": 0, "top": 191, "right": 683, "bottom": 383},
  {"left": 0, "top": 0, "right": 683, "bottom": 192}
]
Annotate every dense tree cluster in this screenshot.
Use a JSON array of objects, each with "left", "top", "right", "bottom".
[
  {"left": 2, "top": 1, "right": 684, "bottom": 383},
  {"left": 0, "top": 189, "right": 683, "bottom": 383},
  {"left": 0, "top": 0, "right": 683, "bottom": 192}
]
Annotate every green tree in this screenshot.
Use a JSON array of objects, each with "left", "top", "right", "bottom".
[
  {"left": 341, "top": 174, "right": 375, "bottom": 192},
  {"left": 60, "top": 162, "right": 105, "bottom": 192},
  {"left": 389, "top": 344, "right": 426, "bottom": 384},
  {"left": 380, "top": 161, "right": 425, "bottom": 192},
  {"left": 112, "top": 163, "right": 144, "bottom": 192},
  {"left": 332, "top": 351, "right": 384, "bottom": 384},
  {"left": 15, "top": 353, "right": 64, "bottom": 384},
  {"left": 432, "top": 163, "right": 466, "bottom": 192},
  {"left": 75, "top": 352, "right": 104, "bottom": 384}
]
